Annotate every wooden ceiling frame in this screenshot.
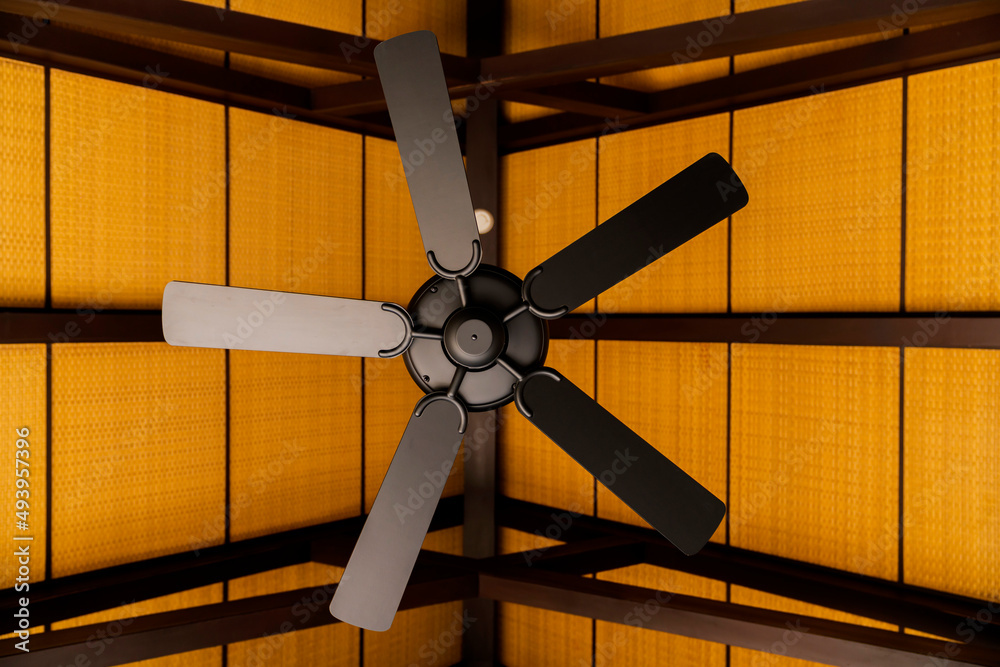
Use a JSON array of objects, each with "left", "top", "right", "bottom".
[{"left": 2, "top": 496, "right": 998, "bottom": 666}]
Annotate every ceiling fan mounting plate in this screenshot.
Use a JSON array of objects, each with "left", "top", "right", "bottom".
[{"left": 403, "top": 264, "right": 548, "bottom": 411}]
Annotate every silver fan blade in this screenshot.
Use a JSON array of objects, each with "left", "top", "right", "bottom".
[
  {"left": 162, "top": 281, "right": 411, "bottom": 358},
  {"left": 330, "top": 393, "right": 466, "bottom": 631},
  {"left": 374, "top": 31, "right": 481, "bottom": 278}
]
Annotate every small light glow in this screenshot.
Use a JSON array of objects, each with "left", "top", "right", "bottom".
[{"left": 474, "top": 208, "right": 495, "bottom": 234}]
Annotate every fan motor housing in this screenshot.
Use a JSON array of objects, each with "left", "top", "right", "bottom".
[{"left": 404, "top": 264, "right": 548, "bottom": 411}]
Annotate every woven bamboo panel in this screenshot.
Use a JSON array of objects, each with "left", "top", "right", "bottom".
[
  {"left": 229, "top": 352, "right": 361, "bottom": 540},
  {"left": 498, "top": 528, "right": 593, "bottom": 667},
  {"left": 730, "top": 344, "right": 899, "bottom": 580},
  {"left": 0, "top": 58, "right": 44, "bottom": 308},
  {"left": 906, "top": 60, "right": 1000, "bottom": 311},
  {"left": 596, "top": 115, "right": 730, "bottom": 313},
  {"left": 50, "top": 343, "right": 226, "bottom": 576},
  {"left": 499, "top": 340, "right": 596, "bottom": 512},
  {"left": 734, "top": 0, "right": 896, "bottom": 73},
  {"left": 228, "top": 562, "right": 358, "bottom": 667},
  {"left": 0, "top": 346, "right": 47, "bottom": 587},
  {"left": 595, "top": 564, "right": 727, "bottom": 667},
  {"left": 364, "top": 360, "right": 464, "bottom": 512},
  {"left": 368, "top": 0, "right": 466, "bottom": 56},
  {"left": 52, "top": 585, "right": 223, "bottom": 667},
  {"left": 730, "top": 586, "right": 895, "bottom": 667},
  {"left": 52, "top": 0, "right": 226, "bottom": 67},
  {"left": 364, "top": 136, "right": 436, "bottom": 306},
  {"left": 731, "top": 81, "right": 902, "bottom": 312},
  {"left": 229, "top": 108, "right": 362, "bottom": 296},
  {"left": 903, "top": 348, "right": 1000, "bottom": 601},
  {"left": 599, "top": 0, "right": 730, "bottom": 91},
  {"left": 363, "top": 527, "right": 464, "bottom": 667},
  {"left": 50, "top": 71, "right": 226, "bottom": 309},
  {"left": 230, "top": 0, "right": 361, "bottom": 87},
  {"left": 500, "top": 140, "right": 597, "bottom": 313},
  {"left": 596, "top": 342, "right": 728, "bottom": 544},
  {"left": 503, "top": 0, "right": 596, "bottom": 122}
]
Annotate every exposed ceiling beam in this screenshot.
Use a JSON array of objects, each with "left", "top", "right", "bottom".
[
  {"left": 479, "top": 567, "right": 998, "bottom": 667},
  {"left": 0, "top": 16, "right": 395, "bottom": 139},
  {"left": 482, "top": 0, "right": 1000, "bottom": 90},
  {"left": 501, "top": 15, "right": 1000, "bottom": 151}
]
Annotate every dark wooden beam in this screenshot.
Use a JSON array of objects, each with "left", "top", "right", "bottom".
[
  {"left": 482, "top": 0, "right": 1000, "bottom": 91},
  {"left": 501, "top": 15, "right": 1000, "bottom": 151},
  {"left": 0, "top": 496, "right": 462, "bottom": 627},
  {"left": 0, "top": 0, "right": 474, "bottom": 80},
  {"left": 0, "top": 16, "right": 395, "bottom": 139},
  {"left": 497, "top": 497, "right": 1000, "bottom": 648},
  {"left": 479, "top": 567, "right": 998, "bottom": 667},
  {"left": 547, "top": 313, "right": 1000, "bottom": 349},
  {"left": 0, "top": 568, "right": 478, "bottom": 667},
  {"left": 1, "top": 309, "right": 164, "bottom": 344}
]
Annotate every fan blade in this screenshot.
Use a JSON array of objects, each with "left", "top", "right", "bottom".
[
  {"left": 331, "top": 394, "right": 466, "bottom": 631},
  {"left": 374, "top": 31, "right": 481, "bottom": 278},
  {"left": 515, "top": 369, "right": 725, "bottom": 555},
  {"left": 523, "top": 153, "right": 748, "bottom": 317},
  {"left": 162, "top": 281, "right": 411, "bottom": 358}
]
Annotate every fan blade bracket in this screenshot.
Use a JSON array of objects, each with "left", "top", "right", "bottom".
[
  {"left": 513, "top": 367, "right": 562, "bottom": 417},
  {"left": 414, "top": 391, "right": 468, "bottom": 434},
  {"left": 377, "top": 302, "right": 415, "bottom": 358},
  {"left": 426, "top": 239, "right": 483, "bottom": 280},
  {"left": 521, "top": 267, "right": 569, "bottom": 320}
]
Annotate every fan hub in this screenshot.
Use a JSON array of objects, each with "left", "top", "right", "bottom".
[{"left": 403, "top": 264, "right": 548, "bottom": 411}]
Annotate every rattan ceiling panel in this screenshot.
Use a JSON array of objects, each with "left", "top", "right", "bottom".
[
  {"left": 228, "top": 562, "right": 358, "bottom": 667},
  {"left": 52, "top": 585, "right": 223, "bottom": 667},
  {"left": 502, "top": 0, "right": 596, "bottom": 123},
  {"left": 50, "top": 71, "right": 225, "bottom": 309},
  {"left": 499, "top": 340, "right": 595, "bottom": 513},
  {"left": 0, "top": 346, "right": 47, "bottom": 586},
  {"left": 0, "top": 58, "right": 45, "bottom": 308},
  {"left": 500, "top": 139, "right": 597, "bottom": 314},
  {"left": 596, "top": 564, "right": 727, "bottom": 666},
  {"left": 731, "top": 80, "right": 902, "bottom": 312},
  {"left": 50, "top": 343, "right": 225, "bottom": 576},
  {"left": 906, "top": 59, "right": 1000, "bottom": 311},
  {"left": 498, "top": 527, "right": 592, "bottom": 667},
  {"left": 596, "top": 114, "right": 730, "bottom": 313},
  {"left": 599, "top": 0, "right": 730, "bottom": 92},
  {"left": 369, "top": 0, "right": 467, "bottom": 56},
  {"left": 730, "top": 344, "right": 899, "bottom": 581},
  {"left": 596, "top": 341, "right": 728, "bottom": 544},
  {"left": 903, "top": 348, "right": 1000, "bottom": 602},
  {"left": 230, "top": 0, "right": 361, "bottom": 87}
]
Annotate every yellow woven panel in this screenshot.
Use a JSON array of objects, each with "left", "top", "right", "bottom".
[
  {"left": 228, "top": 562, "right": 358, "bottom": 667},
  {"left": 500, "top": 140, "right": 597, "bottom": 313},
  {"left": 499, "top": 340, "right": 595, "bottom": 512},
  {"left": 597, "top": 115, "right": 730, "bottom": 313},
  {"left": 230, "top": 0, "right": 360, "bottom": 87},
  {"left": 498, "top": 528, "right": 593, "bottom": 667},
  {"left": 0, "top": 58, "right": 45, "bottom": 308},
  {"left": 50, "top": 71, "right": 225, "bottom": 309},
  {"left": 365, "top": 136, "right": 435, "bottom": 305},
  {"left": 53, "top": 585, "right": 222, "bottom": 667},
  {"left": 229, "top": 352, "right": 361, "bottom": 540},
  {"left": 0, "top": 346, "right": 47, "bottom": 586},
  {"left": 229, "top": 108, "right": 362, "bottom": 297},
  {"left": 730, "top": 586, "right": 894, "bottom": 667},
  {"left": 734, "top": 0, "right": 895, "bottom": 73},
  {"left": 363, "top": 527, "right": 463, "bottom": 666},
  {"left": 906, "top": 60, "right": 1000, "bottom": 311},
  {"left": 503, "top": 0, "right": 596, "bottom": 122},
  {"left": 369, "top": 0, "right": 466, "bottom": 56},
  {"left": 50, "top": 343, "right": 226, "bottom": 576},
  {"left": 731, "top": 81, "right": 902, "bottom": 312},
  {"left": 599, "top": 0, "right": 730, "bottom": 91},
  {"left": 730, "top": 344, "right": 899, "bottom": 579},
  {"left": 595, "top": 564, "right": 727, "bottom": 667},
  {"left": 904, "top": 348, "right": 1000, "bottom": 601},
  {"left": 364, "top": 360, "right": 464, "bottom": 511},
  {"left": 597, "top": 342, "right": 728, "bottom": 543}
]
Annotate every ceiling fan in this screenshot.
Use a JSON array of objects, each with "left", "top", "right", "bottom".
[{"left": 161, "top": 30, "right": 747, "bottom": 632}]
